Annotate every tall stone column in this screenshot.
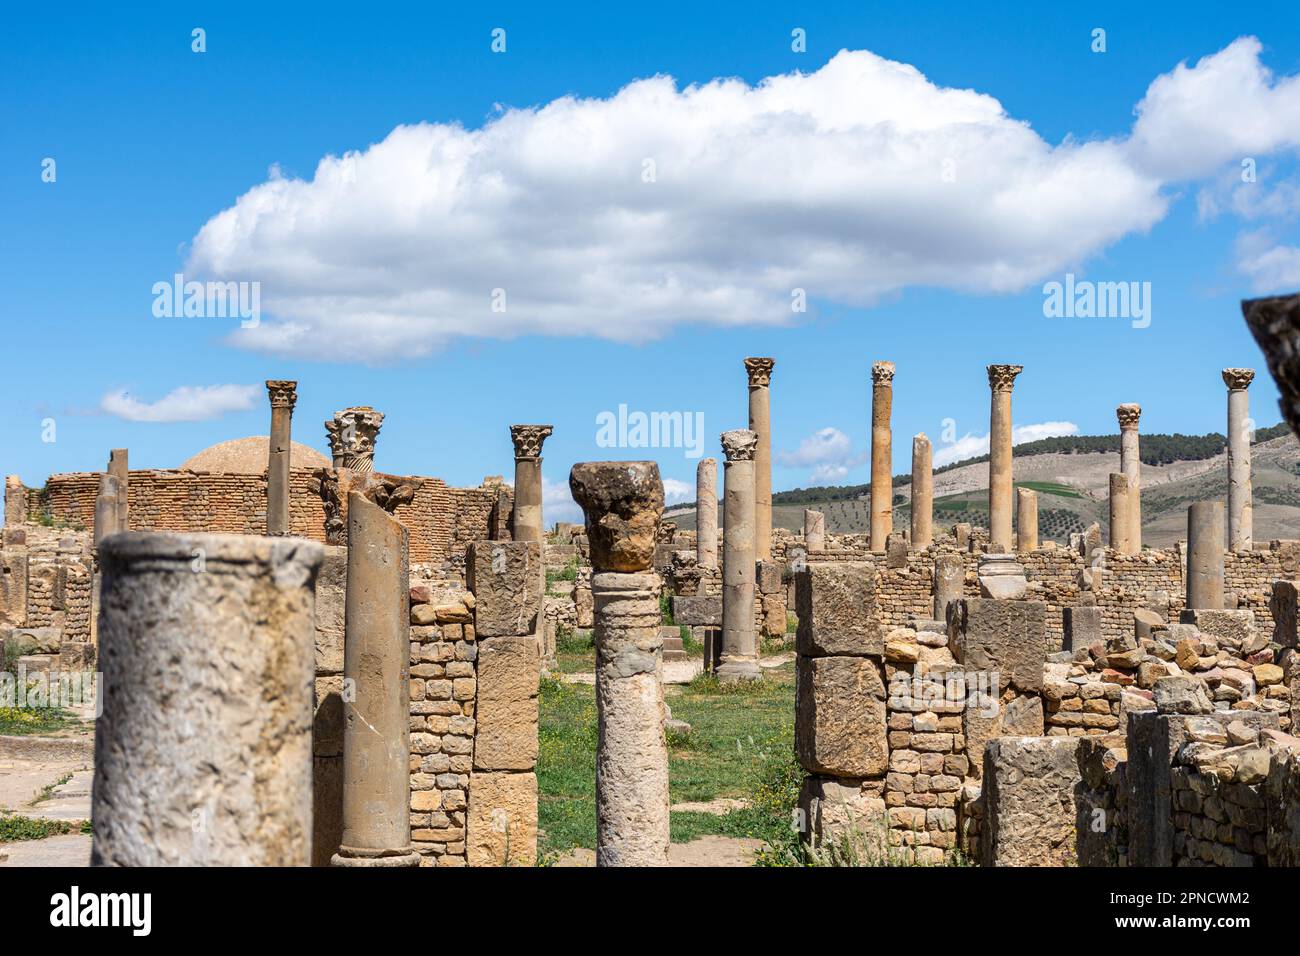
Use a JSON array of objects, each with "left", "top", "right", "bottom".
[
  {"left": 719, "top": 429, "right": 762, "bottom": 683},
  {"left": 744, "top": 358, "right": 775, "bottom": 561},
  {"left": 108, "top": 449, "right": 129, "bottom": 532},
  {"left": 1116, "top": 404, "right": 1142, "bottom": 550},
  {"left": 92, "top": 533, "right": 322, "bottom": 865},
  {"left": 1223, "top": 368, "right": 1255, "bottom": 551},
  {"left": 4, "top": 475, "right": 25, "bottom": 528},
  {"left": 1108, "top": 474, "right": 1131, "bottom": 554},
  {"left": 986, "top": 365, "right": 1023, "bottom": 552},
  {"left": 266, "top": 380, "right": 298, "bottom": 536},
  {"left": 510, "top": 424, "right": 553, "bottom": 543},
  {"left": 911, "top": 433, "right": 933, "bottom": 548},
  {"left": 569, "top": 460, "right": 668, "bottom": 867},
  {"left": 331, "top": 406, "right": 385, "bottom": 473},
  {"left": 869, "top": 361, "right": 895, "bottom": 553},
  {"left": 933, "top": 553, "right": 964, "bottom": 622},
  {"left": 93, "top": 473, "right": 120, "bottom": 547},
  {"left": 332, "top": 495, "right": 420, "bottom": 867},
  {"left": 1186, "top": 501, "right": 1225, "bottom": 610},
  {"left": 1016, "top": 487, "right": 1038, "bottom": 552},
  {"left": 803, "top": 509, "right": 825, "bottom": 552},
  {"left": 324, "top": 420, "right": 345, "bottom": 469},
  {"left": 695, "top": 457, "right": 718, "bottom": 570}
]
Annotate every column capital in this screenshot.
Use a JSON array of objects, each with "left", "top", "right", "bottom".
[
  {"left": 324, "top": 419, "right": 343, "bottom": 458},
  {"left": 986, "top": 364, "right": 1023, "bottom": 393},
  {"left": 509, "top": 424, "right": 554, "bottom": 460},
  {"left": 721, "top": 428, "right": 759, "bottom": 462},
  {"left": 569, "top": 460, "right": 663, "bottom": 573},
  {"left": 1116, "top": 403, "right": 1142, "bottom": 429},
  {"left": 266, "top": 380, "right": 298, "bottom": 409},
  {"left": 1222, "top": 367, "right": 1255, "bottom": 390},
  {"left": 743, "top": 357, "right": 775, "bottom": 388},
  {"left": 871, "top": 360, "right": 896, "bottom": 386},
  {"left": 331, "top": 406, "right": 385, "bottom": 470}
]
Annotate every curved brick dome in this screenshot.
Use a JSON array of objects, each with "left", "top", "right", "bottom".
[{"left": 180, "top": 436, "right": 330, "bottom": 474}]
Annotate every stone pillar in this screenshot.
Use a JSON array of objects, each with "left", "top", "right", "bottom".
[
  {"left": 331, "top": 495, "right": 420, "bottom": 867},
  {"left": 1186, "top": 501, "right": 1225, "bottom": 611},
  {"left": 1016, "top": 487, "right": 1038, "bottom": 552},
  {"left": 1223, "top": 368, "right": 1255, "bottom": 551},
  {"left": 911, "top": 433, "right": 932, "bottom": 549},
  {"left": 869, "top": 361, "right": 895, "bottom": 553},
  {"left": 266, "top": 380, "right": 298, "bottom": 536},
  {"left": 107, "top": 449, "right": 128, "bottom": 532},
  {"left": 933, "top": 553, "right": 964, "bottom": 622},
  {"left": 695, "top": 457, "right": 718, "bottom": 570},
  {"left": 719, "top": 429, "right": 762, "bottom": 683},
  {"left": 4, "top": 476, "right": 25, "bottom": 527},
  {"left": 986, "top": 365, "right": 1023, "bottom": 552},
  {"left": 331, "top": 406, "right": 385, "bottom": 473},
  {"left": 744, "top": 357, "right": 775, "bottom": 561},
  {"left": 92, "top": 533, "right": 322, "bottom": 866},
  {"left": 510, "top": 424, "right": 553, "bottom": 543},
  {"left": 93, "top": 473, "right": 120, "bottom": 547},
  {"left": 803, "top": 509, "right": 825, "bottom": 552},
  {"left": 1116, "top": 404, "right": 1142, "bottom": 550},
  {"left": 569, "top": 460, "right": 668, "bottom": 867},
  {"left": 1108, "top": 474, "right": 1131, "bottom": 554}
]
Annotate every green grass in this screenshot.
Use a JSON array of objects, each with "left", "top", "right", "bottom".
[
  {"left": 0, "top": 815, "right": 91, "bottom": 843},
  {"left": 0, "top": 705, "right": 77, "bottom": 736},
  {"left": 553, "top": 626, "right": 596, "bottom": 675},
  {"left": 1015, "top": 480, "right": 1084, "bottom": 499}
]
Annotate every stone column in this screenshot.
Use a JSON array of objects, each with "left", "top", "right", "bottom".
[
  {"left": 933, "top": 553, "right": 964, "bottom": 622},
  {"left": 93, "top": 473, "right": 120, "bottom": 547},
  {"left": 911, "top": 433, "right": 933, "bottom": 548},
  {"left": 1016, "top": 487, "right": 1038, "bottom": 552},
  {"left": 1116, "top": 404, "right": 1142, "bottom": 550},
  {"left": 332, "top": 494, "right": 420, "bottom": 867},
  {"left": 331, "top": 406, "right": 385, "bottom": 473},
  {"left": 986, "top": 365, "right": 1023, "bottom": 552},
  {"left": 4, "top": 476, "right": 25, "bottom": 528},
  {"left": 744, "top": 358, "right": 775, "bottom": 561},
  {"left": 324, "top": 420, "right": 345, "bottom": 469},
  {"left": 1108, "top": 474, "right": 1131, "bottom": 554},
  {"left": 92, "top": 533, "right": 322, "bottom": 866},
  {"left": 1223, "top": 368, "right": 1255, "bottom": 551},
  {"left": 107, "top": 449, "right": 129, "bottom": 532},
  {"left": 696, "top": 457, "right": 718, "bottom": 570},
  {"left": 1186, "top": 502, "right": 1225, "bottom": 611},
  {"left": 569, "top": 460, "right": 668, "bottom": 867},
  {"left": 266, "top": 380, "right": 298, "bottom": 536},
  {"left": 719, "top": 429, "right": 762, "bottom": 683},
  {"left": 803, "top": 509, "right": 825, "bottom": 552},
  {"left": 869, "top": 361, "right": 895, "bottom": 553},
  {"left": 510, "top": 424, "right": 553, "bottom": 543}
]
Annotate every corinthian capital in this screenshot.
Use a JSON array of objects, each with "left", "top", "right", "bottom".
[
  {"left": 331, "top": 406, "right": 384, "bottom": 473},
  {"left": 1222, "top": 368, "right": 1255, "bottom": 391},
  {"left": 510, "top": 424, "right": 553, "bottom": 460},
  {"left": 744, "top": 357, "right": 775, "bottom": 388},
  {"left": 1116, "top": 403, "right": 1142, "bottom": 429},
  {"left": 266, "top": 380, "right": 298, "bottom": 409},
  {"left": 986, "top": 364, "right": 1023, "bottom": 393},
  {"left": 721, "top": 428, "right": 759, "bottom": 462},
  {"left": 871, "top": 361, "right": 896, "bottom": 386}
]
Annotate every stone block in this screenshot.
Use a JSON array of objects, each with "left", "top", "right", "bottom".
[
  {"left": 981, "top": 736, "right": 1082, "bottom": 867},
  {"left": 795, "top": 563, "right": 883, "bottom": 658},
  {"left": 1178, "top": 608, "right": 1254, "bottom": 647},
  {"left": 796, "top": 655, "right": 887, "bottom": 777},
  {"left": 6, "top": 626, "right": 61, "bottom": 655},
  {"left": 756, "top": 560, "right": 782, "bottom": 595},
  {"left": 1270, "top": 580, "right": 1300, "bottom": 648},
  {"left": 314, "top": 546, "right": 347, "bottom": 675},
  {"left": 672, "top": 594, "right": 721, "bottom": 627},
  {"left": 0, "top": 550, "right": 28, "bottom": 627},
  {"left": 798, "top": 776, "right": 888, "bottom": 852},
  {"left": 467, "top": 541, "right": 542, "bottom": 637},
  {"left": 1063, "top": 606, "right": 1102, "bottom": 652},
  {"left": 466, "top": 771, "right": 537, "bottom": 866},
  {"left": 948, "top": 599, "right": 1046, "bottom": 694}
]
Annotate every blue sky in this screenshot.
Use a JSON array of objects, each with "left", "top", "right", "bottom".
[{"left": 4, "top": 2, "right": 1300, "bottom": 521}]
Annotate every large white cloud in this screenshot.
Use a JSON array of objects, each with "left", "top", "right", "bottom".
[
  {"left": 932, "top": 421, "right": 1079, "bottom": 469},
  {"left": 100, "top": 384, "right": 260, "bottom": 422},
  {"left": 188, "top": 38, "right": 1300, "bottom": 363}
]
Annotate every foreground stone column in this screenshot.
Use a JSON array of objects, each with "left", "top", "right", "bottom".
[
  {"left": 744, "top": 358, "right": 775, "bottom": 561},
  {"left": 1116, "top": 404, "right": 1142, "bottom": 550},
  {"left": 1108, "top": 474, "right": 1131, "bottom": 554},
  {"left": 92, "top": 533, "right": 322, "bottom": 865},
  {"left": 803, "top": 509, "right": 825, "bottom": 552},
  {"left": 1223, "top": 368, "right": 1255, "bottom": 551},
  {"left": 510, "top": 425, "right": 553, "bottom": 543},
  {"left": 93, "top": 473, "right": 120, "bottom": 547},
  {"left": 332, "top": 495, "right": 420, "bottom": 867},
  {"left": 569, "top": 460, "right": 668, "bottom": 867},
  {"left": 986, "top": 365, "right": 1023, "bottom": 552},
  {"left": 911, "top": 433, "right": 933, "bottom": 548},
  {"left": 719, "top": 429, "right": 762, "bottom": 683},
  {"left": 108, "top": 448, "right": 129, "bottom": 532},
  {"left": 933, "top": 553, "right": 964, "bottom": 621},
  {"left": 1242, "top": 293, "right": 1300, "bottom": 436},
  {"left": 1016, "top": 487, "right": 1038, "bottom": 552},
  {"left": 1186, "top": 502, "right": 1225, "bottom": 611},
  {"left": 266, "top": 380, "right": 297, "bottom": 536},
  {"left": 869, "top": 362, "right": 895, "bottom": 553},
  {"left": 696, "top": 457, "right": 718, "bottom": 570},
  {"left": 331, "top": 406, "right": 385, "bottom": 472}
]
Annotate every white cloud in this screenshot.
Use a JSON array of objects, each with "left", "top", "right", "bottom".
[
  {"left": 662, "top": 478, "right": 693, "bottom": 505},
  {"left": 542, "top": 477, "right": 584, "bottom": 526},
  {"left": 1236, "top": 229, "right": 1300, "bottom": 292},
  {"left": 932, "top": 421, "right": 1079, "bottom": 468},
  {"left": 778, "top": 427, "right": 866, "bottom": 484},
  {"left": 100, "top": 384, "right": 261, "bottom": 422}
]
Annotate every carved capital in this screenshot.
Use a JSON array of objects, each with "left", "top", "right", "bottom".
[
  {"left": 510, "top": 424, "right": 554, "bottom": 460},
  {"left": 1222, "top": 367, "right": 1255, "bottom": 391},
  {"left": 744, "top": 357, "right": 775, "bottom": 388},
  {"left": 871, "top": 361, "right": 896, "bottom": 387},
  {"left": 721, "top": 428, "right": 759, "bottom": 462},
  {"left": 568, "top": 460, "right": 664, "bottom": 573},
  {"left": 986, "top": 364, "right": 1023, "bottom": 393},
  {"left": 266, "top": 380, "right": 298, "bottom": 410},
  {"left": 331, "top": 406, "right": 384, "bottom": 472},
  {"left": 1116, "top": 403, "right": 1142, "bottom": 429}
]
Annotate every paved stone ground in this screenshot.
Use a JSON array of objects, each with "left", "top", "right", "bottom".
[
  {"left": 0, "top": 730, "right": 94, "bottom": 867},
  {"left": 0, "top": 833, "right": 91, "bottom": 866},
  {"left": 555, "top": 835, "right": 767, "bottom": 867}
]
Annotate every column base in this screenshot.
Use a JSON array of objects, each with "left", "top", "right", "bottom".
[
  {"left": 330, "top": 845, "right": 422, "bottom": 868},
  {"left": 715, "top": 657, "right": 762, "bottom": 683}
]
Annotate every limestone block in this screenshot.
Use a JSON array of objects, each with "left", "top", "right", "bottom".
[
  {"left": 981, "top": 736, "right": 1082, "bottom": 867},
  {"left": 314, "top": 546, "right": 347, "bottom": 675},
  {"left": 798, "top": 776, "right": 888, "bottom": 852},
  {"left": 6, "top": 626, "right": 62, "bottom": 655},
  {"left": 0, "top": 550, "right": 28, "bottom": 626},
  {"left": 1063, "top": 606, "right": 1102, "bottom": 652},
  {"left": 1178, "top": 608, "right": 1254, "bottom": 647},
  {"left": 795, "top": 563, "right": 883, "bottom": 658},
  {"left": 796, "top": 655, "right": 887, "bottom": 777},
  {"left": 948, "top": 599, "right": 1047, "bottom": 694},
  {"left": 467, "top": 540, "right": 542, "bottom": 637},
  {"left": 672, "top": 594, "right": 721, "bottom": 627},
  {"left": 466, "top": 771, "right": 537, "bottom": 866},
  {"left": 1151, "top": 676, "right": 1213, "bottom": 714},
  {"left": 473, "top": 636, "right": 540, "bottom": 771},
  {"left": 1270, "top": 580, "right": 1300, "bottom": 648}
]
